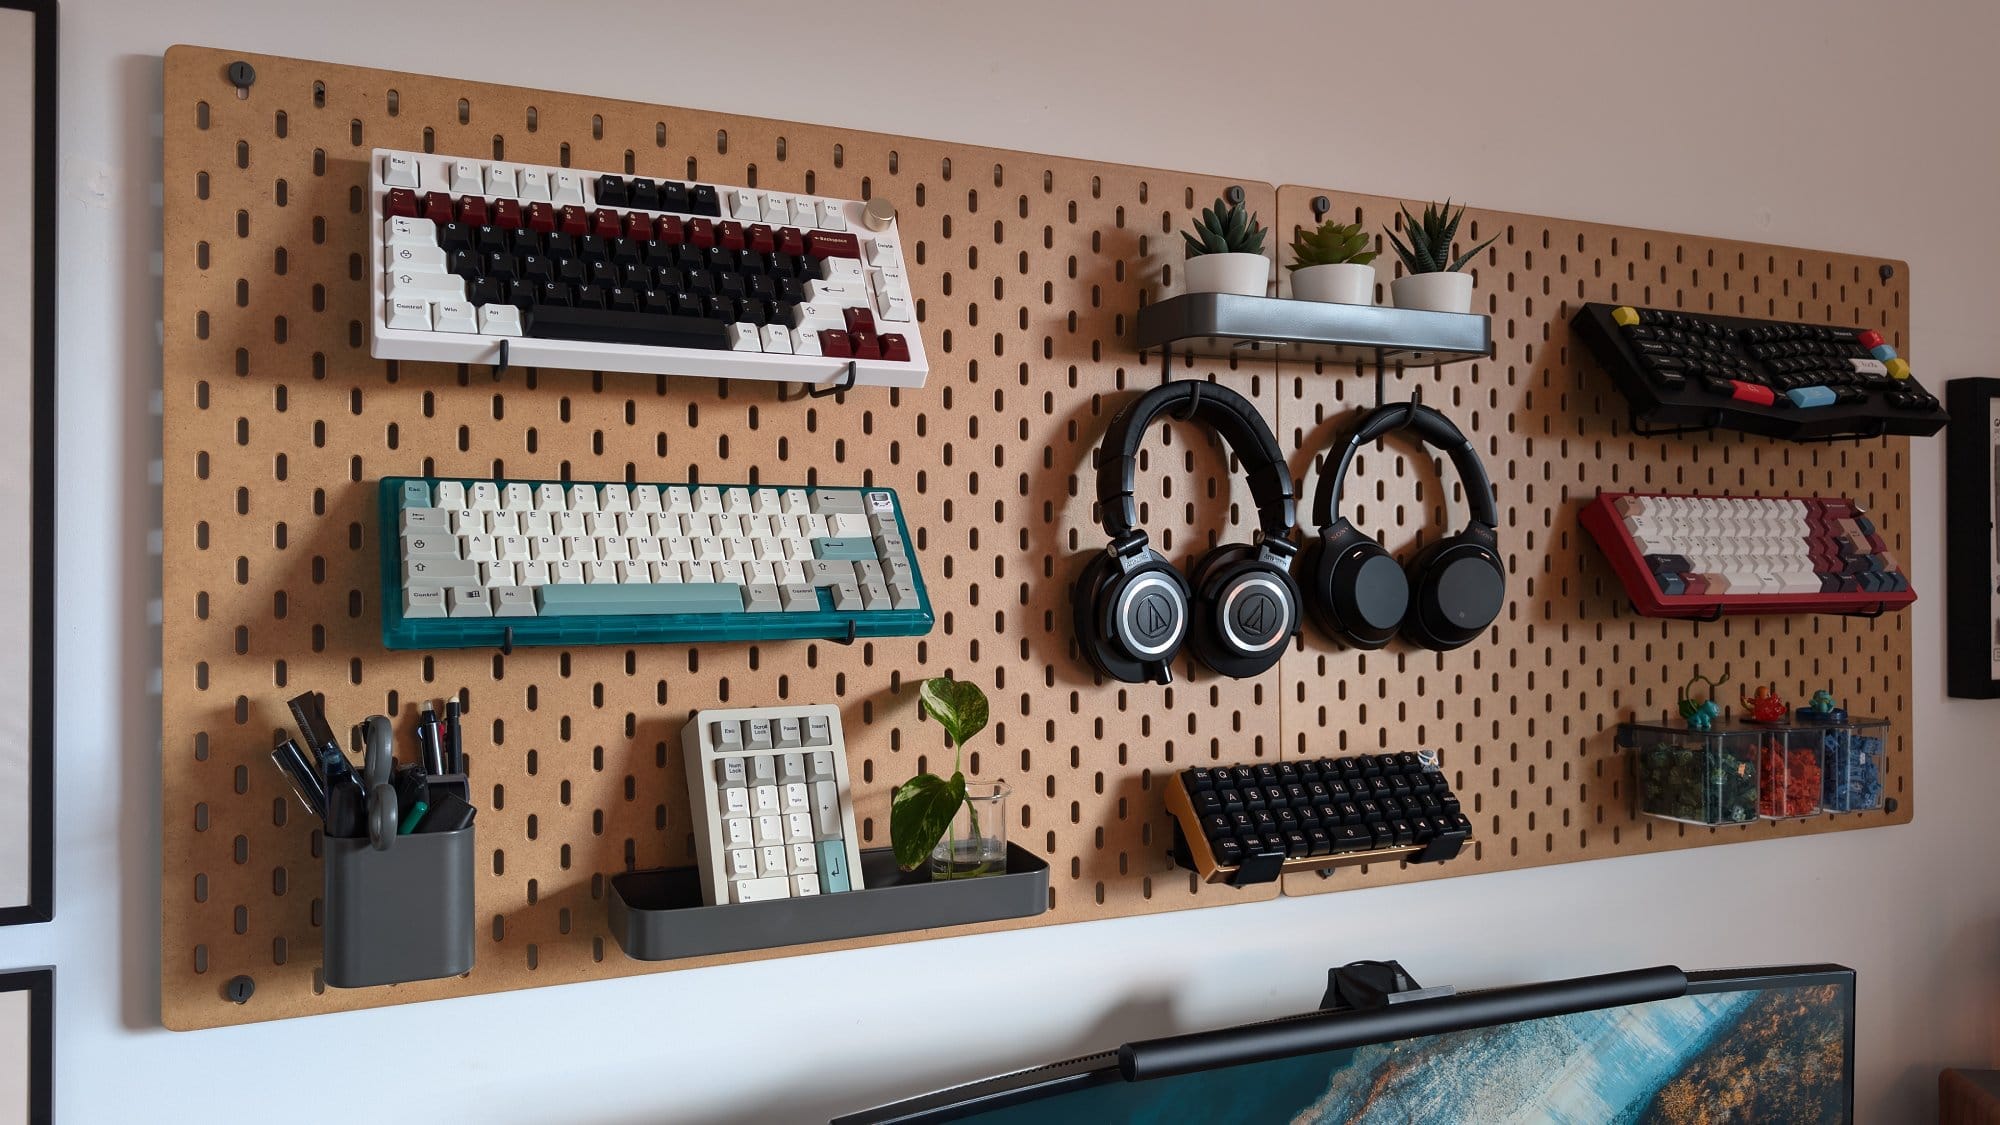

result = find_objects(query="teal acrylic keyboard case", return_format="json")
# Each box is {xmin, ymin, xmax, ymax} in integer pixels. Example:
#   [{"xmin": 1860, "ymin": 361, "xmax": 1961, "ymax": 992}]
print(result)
[{"xmin": 378, "ymin": 476, "xmax": 935, "ymax": 650}]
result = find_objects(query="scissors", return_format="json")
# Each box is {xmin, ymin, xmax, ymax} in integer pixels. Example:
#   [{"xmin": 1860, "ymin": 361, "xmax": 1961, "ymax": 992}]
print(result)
[{"xmin": 357, "ymin": 715, "xmax": 400, "ymax": 851}]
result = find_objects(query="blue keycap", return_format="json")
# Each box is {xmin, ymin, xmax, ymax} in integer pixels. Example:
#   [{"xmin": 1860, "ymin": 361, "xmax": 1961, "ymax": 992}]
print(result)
[
  {"xmin": 536, "ymin": 583, "xmax": 746, "ymax": 616},
  {"xmin": 1869, "ymin": 343, "xmax": 1897, "ymax": 361},
  {"xmin": 812, "ymin": 538, "xmax": 878, "ymax": 561},
  {"xmin": 1786, "ymin": 386, "xmax": 1836, "ymax": 408},
  {"xmin": 817, "ymin": 840, "xmax": 851, "ymax": 893},
  {"xmin": 401, "ymin": 480, "xmax": 433, "ymax": 508}
]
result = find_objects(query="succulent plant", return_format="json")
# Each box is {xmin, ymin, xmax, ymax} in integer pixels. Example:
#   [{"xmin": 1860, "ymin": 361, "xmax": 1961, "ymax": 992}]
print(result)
[
  {"xmin": 1287, "ymin": 220, "xmax": 1379, "ymax": 271},
  {"xmin": 1183, "ymin": 195, "xmax": 1267, "ymax": 258},
  {"xmin": 1385, "ymin": 199, "xmax": 1496, "ymax": 274}
]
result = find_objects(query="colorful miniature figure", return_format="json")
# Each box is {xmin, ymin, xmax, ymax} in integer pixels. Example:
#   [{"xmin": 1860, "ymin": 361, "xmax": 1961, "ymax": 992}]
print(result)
[
  {"xmin": 1740, "ymin": 683, "xmax": 1789, "ymax": 724},
  {"xmin": 1678, "ymin": 671, "xmax": 1727, "ymax": 732}
]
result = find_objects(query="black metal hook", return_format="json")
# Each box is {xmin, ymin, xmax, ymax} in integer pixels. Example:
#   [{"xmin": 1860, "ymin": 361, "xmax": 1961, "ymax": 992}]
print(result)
[
  {"xmin": 491, "ymin": 338, "xmax": 509, "ymax": 380},
  {"xmin": 1171, "ymin": 378, "xmax": 1204, "ymax": 420},
  {"xmin": 830, "ymin": 619, "xmax": 858, "ymax": 646},
  {"xmin": 805, "ymin": 360, "xmax": 857, "ymax": 400},
  {"xmin": 499, "ymin": 626, "xmax": 513, "ymax": 656},
  {"xmin": 1842, "ymin": 602, "xmax": 1888, "ymax": 620}
]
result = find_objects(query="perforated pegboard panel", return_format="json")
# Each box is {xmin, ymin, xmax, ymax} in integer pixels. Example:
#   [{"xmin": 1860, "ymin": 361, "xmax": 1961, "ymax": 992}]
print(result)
[
  {"xmin": 161, "ymin": 46, "xmax": 1288, "ymax": 1029},
  {"xmin": 1268, "ymin": 184, "xmax": 1913, "ymax": 899}
]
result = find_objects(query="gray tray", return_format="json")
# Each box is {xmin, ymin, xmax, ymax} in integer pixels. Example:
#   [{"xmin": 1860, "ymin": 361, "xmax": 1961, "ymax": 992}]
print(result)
[
  {"xmin": 1137, "ymin": 291, "xmax": 1492, "ymax": 367},
  {"xmin": 608, "ymin": 844, "xmax": 1050, "ymax": 961},
  {"xmin": 323, "ymin": 827, "xmax": 475, "ymax": 988}
]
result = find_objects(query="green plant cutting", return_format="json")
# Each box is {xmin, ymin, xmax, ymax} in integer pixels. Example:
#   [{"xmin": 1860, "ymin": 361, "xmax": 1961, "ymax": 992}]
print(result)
[
  {"xmin": 1385, "ymin": 199, "xmax": 1496, "ymax": 274},
  {"xmin": 890, "ymin": 676, "xmax": 991, "ymax": 874},
  {"xmin": 1287, "ymin": 220, "xmax": 1379, "ymax": 270},
  {"xmin": 1183, "ymin": 195, "xmax": 1267, "ymax": 257}
]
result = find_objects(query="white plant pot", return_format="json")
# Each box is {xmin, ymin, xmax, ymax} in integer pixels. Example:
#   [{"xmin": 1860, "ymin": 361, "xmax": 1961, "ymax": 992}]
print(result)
[
  {"xmin": 1184, "ymin": 252, "xmax": 1271, "ymax": 297},
  {"xmin": 1289, "ymin": 262, "xmax": 1376, "ymax": 305},
  {"xmin": 1391, "ymin": 271, "xmax": 1476, "ymax": 314}
]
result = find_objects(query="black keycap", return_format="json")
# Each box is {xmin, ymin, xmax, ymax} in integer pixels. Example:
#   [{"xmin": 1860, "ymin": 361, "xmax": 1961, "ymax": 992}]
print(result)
[
  {"xmin": 1258, "ymin": 785, "xmax": 1285, "ymax": 809},
  {"xmin": 1370, "ymin": 826, "xmax": 1394, "ymax": 850},
  {"xmin": 534, "ymin": 281, "xmax": 573, "ymax": 307},
  {"xmin": 716, "ymin": 271, "xmax": 747, "ymax": 299},
  {"xmin": 659, "ymin": 181, "xmax": 690, "ymax": 213},
  {"xmin": 596, "ymin": 175, "xmax": 628, "ymax": 206},
  {"xmin": 1412, "ymin": 817, "xmax": 1438, "ymax": 844},
  {"xmin": 475, "ymin": 225, "xmax": 509, "ymax": 254},
  {"xmin": 525, "ymin": 305, "xmax": 730, "ymax": 350},
  {"xmin": 1230, "ymin": 767, "xmax": 1257, "ymax": 788},
  {"xmin": 619, "ymin": 264, "xmax": 650, "ymax": 290},
  {"xmin": 1377, "ymin": 795, "xmax": 1403, "ymax": 817},
  {"xmin": 654, "ymin": 266, "xmax": 688, "ymax": 294},
  {"xmin": 775, "ymin": 276, "xmax": 804, "ymax": 304},
  {"xmin": 1285, "ymin": 783, "xmax": 1309, "ymax": 806},
  {"xmin": 545, "ymin": 233, "xmax": 576, "ymax": 259},
  {"xmin": 1276, "ymin": 762, "xmax": 1300, "ymax": 783},
  {"xmin": 1395, "ymin": 751, "xmax": 1420, "ymax": 771},
  {"xmin": 686, "ymin": 271, "xmax": 717, "ymax": 296},
  {"xmin": 1334, "ymin": 757, "xmax": 1360, "ymax": 777},
  {"xmin": 1314, "ymin": 803, "xmax": 1341, "ymax": 826},
  {"xmin": 1192, "ymin": 790, "xmax": 1223, "ymax": 816},
  {"xmin": 1282, "ymin": 830, "xmax": 1310, "ymax": 857},
  {"xmin": 1201, "ymin": 814, "xmax": 1231, "ymax": 838},
  {"xmin": 735, "ymin": 298, "xmax": 769, "ymax": 327},
  {"xmin": 573, "ymin": 284, "xmax": 607, "ymax": 310},
  {"xmin": 1326, "ymin": 779, "xmax": 1351, "ymax": 801},
  {"xmin": 471, "ymin": 279, "xmax": 505, "ymax": 306},
  {"xmin": 1305, "ymin": 780, "xmax": 1329, "ymax": 802},
  {"xmin": 1297, "ymin": 761, "xmax": 1323, "ymax": 784},
  {"xmin": 1358, "ymin": 800, "xmax": 1382, "ymax": 821},
  {"xmin": 587, "ymin": 261, "xmax": 618, "ymax": 288},
  {"xmin": 553, "ymin": 258, "xmax": 585, "ymax": 285},
  {"xmin": 1275, "ymin": 808, "xmax": 1299, "ymax": 832},
  {"xmin": 1251, "ymin": 809, "xmax": 1277, "ymax": 833},
  {"xmin": 1333, "ymin": 825, "xmax": 1370, "ymax": 852},
  {"xmin": 701, "ymin": 295, "xmax": 733, "ymax": 322},
  {"xmin": 689, "ymin": 184, "xmax": 721, "ymax": 217},
  {"xmin": 1387, "ymin": 774, "xmax": 1412, "ymax": 795},
  {"xmin": 747, "ymin": 274, "xmax": 777, "ymax": 302},
  {"xmin": 773, "ymin": 302, "xmax": 800, "ymax": 330},
  {"xmin": 738, "ymin": 250, "xmax": 768, "ymax": 276},
  {"xmin": 437, "ymin": 222, "xmax": 473, "ymax": 252},
  {"xmin": 504, "ymin": 282, "xmax": 534, "ymax": 311},
  {"xmin": 1183, "ymin": 768, "xmax": 1214, "ymax": 793},
  {"xmin": 1392, "ymin": 819, "xmax": 1416, "ymax": 846},
  {"xmin": 1229, "ymin": 812, "xmax": 1255, "ymax": 834},
  {"xmin": 508, "ymin": 228, "xmax": 542, "ymax": 255},
  {"xmin": 1214, "ymin": 837, "xmax": 1245, "ymax": 866},
  {"xmin": 447, "ymin": 249, "xmax": 479, "ymax": 279},
  {"xmin": 482, "ymin": 252, "xmax": 517, "ymax": 281},
  {"xmin": 1367, "ymin": 776, "xmax": 1392, "ymax": 797},
  {"xmin": 629, "ymin": 178, "xmax": 660, "ymax": 210},
  {"xmin": 578, "ymin": 236, "xmax": 610, "ymax": 263},
  {"xmin": 1337, "ymin": 801, "xmax": 1362, "ymax": 822},
  {"xmin": 610, "ymin": 238, "xmax": 642, "ymax": 266},
  {"xmin": 605, "ymin": 287, "xmax": 640, "ymax": 313},
  {"xmin": 640, "ymin": 291, "xmax": 677, "ymax": 316},
  {"xmin": 1220, "ymin": 789, "xmax": 1245, "ymax": 814}
]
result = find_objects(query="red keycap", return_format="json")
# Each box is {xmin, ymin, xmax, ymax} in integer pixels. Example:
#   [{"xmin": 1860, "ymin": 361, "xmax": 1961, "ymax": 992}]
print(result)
[
  {"xmin": 807, "ymin": 231, "xmax": 861, "ymax": 260},
  {"xmin": 526, "ymin": 202, "xmax": 557, "ymax": 233},
  {"xmin": 688, "ymin": 218, "xmax": 715, "ymax": 248},
  {"xmin": 1681, "ymin": 575, "xmax": 1708, "ymax": 596},
  {"xmin": 850, "ymin": 330, "xmax": 881, "ymax": 360},
  {"xmin": 719, "ymin": 221, "xmax": 746, "ymax": 251},
  {"xmin": 821, "ymin": 330, "xmax": 853, "ymax": 358},
  {"xmin": 625, "ymin": 213, "xmax": 657, "ymax": 241},
  {"xmin": 593, "ymin": 209, "xmax": 622, "ymax": 239},
  {"xmin": 776, "ymin": 227, "xmax": 806, "ymax": 256},
  {"xmin": 1858, "ymin": 329, "xmax": 1884, "ymax": 349},
  {"xmin": 491, "ymin": 199, "xmax": 522, "ymax": 229},
  {"xmin": 843, "ymin": 307, "xmax": 877, "ymax": 335},
  {"xmin": 422, "ymin": 191, "xmax": 455, "ymax": 223},
  {"xmin": 385, "ymin": 188, "xmax": 419, "ymax": 218},
  {"xmin": 457, "ymin": 196, "xmax": 489, "ymax": 226},
  {"xmin": 1728, "ymin": 379, "xmax": 1774, "ymax": 407},
  {"xmin": 880, "ymin": 333, "xmax": 911, "ymax": 362},
  {"xmin": 745, "ymin": 224, "xmax": 776, "ymax": 255},
  {"xmin": 558, "ymin": 206, "xmax": 590, "ymax": 236},
  {"xmin": 657, "ymin": 216, "xmax": 685, "ymax": 245}
]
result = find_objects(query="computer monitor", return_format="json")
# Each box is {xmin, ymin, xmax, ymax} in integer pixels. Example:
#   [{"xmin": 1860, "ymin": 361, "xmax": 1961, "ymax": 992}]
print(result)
[{"xmin": 835, "ymin": 964, "xmax": 1854, "ymax": 1124}]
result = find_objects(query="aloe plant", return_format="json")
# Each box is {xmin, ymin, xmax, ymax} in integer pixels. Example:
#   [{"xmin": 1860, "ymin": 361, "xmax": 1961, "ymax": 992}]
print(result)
[
  {"xmin": 1183, "ymin": 195, "xmax": 1267, "ymax": 258},
  {"xmin": 1287, "ymin": 220, "xmax": 1379, "ymax": 271},
  {"xmin": 1385, "ymin": 199, "xmax": 1496, "ymax": 274}
]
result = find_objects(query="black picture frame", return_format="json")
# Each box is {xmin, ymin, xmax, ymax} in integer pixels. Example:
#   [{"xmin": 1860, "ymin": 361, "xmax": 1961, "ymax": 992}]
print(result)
[
  {"xmin": 0, "ymin": 0, "xmax": 55, "ymax": 928},
  {"xmin": 0, "ymin": 968, "xmax": 52, "ymax": 1123},
  {"xmin": 1946, "ymin": 378, "xmax": 2000, "ymax": 698}
]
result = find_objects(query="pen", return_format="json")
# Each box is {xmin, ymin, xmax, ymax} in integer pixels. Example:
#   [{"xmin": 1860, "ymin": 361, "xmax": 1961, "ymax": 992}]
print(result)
[
  {"xmin": 269, "ymin": 736, "xmax": 328, "ymax": 820},
  {"xmin": 443, "ymin": 699, "xmax": 463, "ymax": 775},
  {"xmin": 418, "ymin": 704, "xmax": 445, "ymax": 775},
  {"xmin": 397, "ymin": 800, "xmax": 430, "ymax": 835}
]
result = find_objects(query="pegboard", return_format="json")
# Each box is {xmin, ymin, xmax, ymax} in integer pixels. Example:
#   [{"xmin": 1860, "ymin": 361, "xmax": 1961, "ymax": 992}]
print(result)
[
  {"xmin": 161, "ymin": 46, "xmax": 1285, "ymax": 1030},
  {"xmin": 159, "ymin": 47, "xmax": 1913, "ymax": 1030},
  {"xmin": 1267, "ymin": 184, "xmax": 1913, "ymax": 899}
]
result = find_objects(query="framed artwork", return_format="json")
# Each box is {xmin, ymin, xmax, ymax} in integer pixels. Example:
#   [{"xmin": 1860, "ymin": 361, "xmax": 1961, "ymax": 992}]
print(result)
[
  {"xmin": 0, "ymin": 969, "xmax": 51, "ymax": 1125},
  {"xmin": 0, "ymin": 0, "xmax": 56, "ymax": 927},
  {"xmin": 1947, "ymin": 378, "xmax": 2000, "ymax": 698}
]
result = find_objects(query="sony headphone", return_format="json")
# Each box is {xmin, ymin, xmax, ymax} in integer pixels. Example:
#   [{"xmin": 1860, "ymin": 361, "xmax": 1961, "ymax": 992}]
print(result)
[
  {"xmin": 1073, "ymin": 380, "xmax": 1301, "ymax": 685},
  {"xmin": 1302, "ymin": 400, "xmax": 1505, "ymax": 652}
]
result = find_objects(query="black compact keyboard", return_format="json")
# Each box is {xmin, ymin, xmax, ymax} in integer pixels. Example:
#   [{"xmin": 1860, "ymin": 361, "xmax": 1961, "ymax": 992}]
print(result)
[
  {"xmin": 1165, "ymin": 751, "xmax": 1472, "ymax": 886},
  {"xmin": 1571, "ymin": 303, "xmax": 1946, "ymax": 441}
]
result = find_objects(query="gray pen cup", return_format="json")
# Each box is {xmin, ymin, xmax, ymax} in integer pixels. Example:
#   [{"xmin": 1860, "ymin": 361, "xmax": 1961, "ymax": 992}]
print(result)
[{"xmin": 323, "ymin": 827, "xmax": 475, "ymax": 988}]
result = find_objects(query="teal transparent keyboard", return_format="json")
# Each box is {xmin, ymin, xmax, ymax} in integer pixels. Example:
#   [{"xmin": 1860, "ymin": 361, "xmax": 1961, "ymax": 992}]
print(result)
[{"xmin": 379, "ymin": 476, "xmax": 933, "ymax": 650}]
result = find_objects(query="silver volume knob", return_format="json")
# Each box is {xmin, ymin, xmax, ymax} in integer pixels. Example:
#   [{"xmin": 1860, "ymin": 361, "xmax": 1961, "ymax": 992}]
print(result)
[{"xmin": 862, "ymin": 198, "xmax": 896, "ymax": 232}]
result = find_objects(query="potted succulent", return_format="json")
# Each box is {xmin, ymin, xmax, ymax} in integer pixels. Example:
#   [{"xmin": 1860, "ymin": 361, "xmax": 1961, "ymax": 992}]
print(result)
[
  {"xmin": 1287, "ymin": 220, "xmax": 1379, "ymax": 305},
  {"xmin": 1181, "ymin": 189, "xmax": 1270, "ymax": 297},
  {"xmin": 890, "ymin": 676, "xmax": 1009, "ymax": 880},
  {"xmin": 1385, "ymin": 199, "xmax": 1496, "ymax": 314}
]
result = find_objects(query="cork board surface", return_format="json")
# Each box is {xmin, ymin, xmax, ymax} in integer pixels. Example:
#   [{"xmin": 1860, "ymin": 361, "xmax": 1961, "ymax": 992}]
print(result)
[{"xmin": 161, "ymin": 46, "xmax": 1912, "ymax": 1029}]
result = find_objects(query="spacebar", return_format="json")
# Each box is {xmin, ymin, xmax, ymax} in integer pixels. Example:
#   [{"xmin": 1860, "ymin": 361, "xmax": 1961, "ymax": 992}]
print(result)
[
  {"xmin": 536, "ymin": 584, "xmax": 746, "ymax": 615},
  {"xmin": 525, "ymin": 307, "xmax": 731, "ymax": 350}
]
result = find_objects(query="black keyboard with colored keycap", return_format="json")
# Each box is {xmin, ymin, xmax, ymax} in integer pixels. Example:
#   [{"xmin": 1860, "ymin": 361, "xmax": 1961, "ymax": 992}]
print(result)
[
  {"xmin": 1571, "ymin": 302, "xmax": 1946, "ymax": 441},
  {"xmin": 1164, "ymin": 751, "xmax": 1472, "ymax": 887}
]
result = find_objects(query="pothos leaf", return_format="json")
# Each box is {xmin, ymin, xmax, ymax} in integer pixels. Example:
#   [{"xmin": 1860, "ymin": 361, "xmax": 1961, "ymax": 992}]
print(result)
[
  {"xmin": 891, "ymin": 771, "xmax": 966, "ymax": 870},
  {"xmin": 919, "ymin": 676, "xmax": 989, "ymax": 748}
]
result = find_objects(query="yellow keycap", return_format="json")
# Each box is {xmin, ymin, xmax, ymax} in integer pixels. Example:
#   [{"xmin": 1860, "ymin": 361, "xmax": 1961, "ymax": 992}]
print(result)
[
  {"xmin": 1886, "ymin": 357, "xmax": 1911, "ymax": 380},
  {"xmin": 1611, "ymin": 306, "xmax": 1640, "ymax": 327}
]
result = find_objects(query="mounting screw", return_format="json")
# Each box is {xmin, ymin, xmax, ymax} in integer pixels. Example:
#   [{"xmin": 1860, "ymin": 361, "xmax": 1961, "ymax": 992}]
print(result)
[
  {"xmin": 1311, "ymin": 195, "xmax": 1331, "ymax": 220},
  {"xmin": 1884, "ymin": 797, "xmax": 1898, "ymax": 814},
  {"xmin": 1878, "ymin": 264, "xmax": 1894, "ymax": 282},
  {"xmin": 1225, "ymin": 185, "xmax": 1245, "ymax": 206},
  {"xmin": 225, "ymin": 975, "xmax": 256, "ymax": 1004}
]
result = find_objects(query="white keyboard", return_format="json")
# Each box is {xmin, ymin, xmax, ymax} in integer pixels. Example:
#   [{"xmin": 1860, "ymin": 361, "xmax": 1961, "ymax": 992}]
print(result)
[
  {"xmin": 368, "ymin": 148, "xmax": 928, "ymax": 389},
  {"xmin": 682, "ymin": 705, "xmax": 864, "ymax": 906}
]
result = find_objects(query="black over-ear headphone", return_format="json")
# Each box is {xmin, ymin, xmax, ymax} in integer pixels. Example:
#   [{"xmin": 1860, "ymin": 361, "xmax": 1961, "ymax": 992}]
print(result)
[
  {"xmin": 1074, "ymin": 380, "xmax": 1301, "ymax": 685},
  {"xmin": 1302, "ymin": 401, "xmax": 1505, "ymax": 652}
]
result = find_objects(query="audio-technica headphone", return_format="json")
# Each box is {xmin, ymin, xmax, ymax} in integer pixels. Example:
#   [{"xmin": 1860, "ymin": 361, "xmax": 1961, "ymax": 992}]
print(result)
[
  {"xmin": 1302, "ymin": 400, "xmax": 1505, "ymax": 652},
  {"xmin": 1073, "ymin": 380, "xmax": 1301, "ymax": 685}
]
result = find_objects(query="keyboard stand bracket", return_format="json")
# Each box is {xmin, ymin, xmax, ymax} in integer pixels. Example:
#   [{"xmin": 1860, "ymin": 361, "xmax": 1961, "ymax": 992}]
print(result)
[{"xmin": 804, "ymin": 360, "xmax": 857, "ymax": 401}]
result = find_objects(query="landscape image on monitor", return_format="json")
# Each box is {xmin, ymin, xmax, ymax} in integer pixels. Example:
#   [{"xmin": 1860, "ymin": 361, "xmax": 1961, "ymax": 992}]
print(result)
[{"xmin": 975, "ymin": 978, "xmax": 1851, "ymax": 1124}]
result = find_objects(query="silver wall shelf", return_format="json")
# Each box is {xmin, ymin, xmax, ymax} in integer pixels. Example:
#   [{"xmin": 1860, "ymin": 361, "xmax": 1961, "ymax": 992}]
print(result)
[{"xmin": 1137, "ymin": 292, "xmax": 1493, "ymax": 368}]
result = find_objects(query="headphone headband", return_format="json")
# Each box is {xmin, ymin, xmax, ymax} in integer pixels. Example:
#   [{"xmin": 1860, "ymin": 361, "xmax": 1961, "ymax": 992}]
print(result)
[
  {"xmin": 1310, "ymin": 401, "xmax": 1499, "ymax": 534},
  {"xmin": 1096, "ymin": 381, "xmax": 1297, "ymax": 541}
]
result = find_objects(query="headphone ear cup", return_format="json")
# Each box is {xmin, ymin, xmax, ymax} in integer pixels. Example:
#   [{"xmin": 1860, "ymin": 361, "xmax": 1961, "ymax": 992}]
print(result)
[
  {"xmin": 1399, "ymin": 535, "xmax": 1506, "ymax": 651},
  {"xmin": 1073, "ymin": 548, "xmax": 1190, "ymax": 682},
  {"xmin": 1313, "ymin": 523, "xmax": 1408, "ymax": 650},
  {"xmin": 1071, "ymin": 551, "xmax": 1124, "ymax": 679},
  {"xmin": 1188, "ymin": 543, "xmax": 1299, "ymax": 678}
]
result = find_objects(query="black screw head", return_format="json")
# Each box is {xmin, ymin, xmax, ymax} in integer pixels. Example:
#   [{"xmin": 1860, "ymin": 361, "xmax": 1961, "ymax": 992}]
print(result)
[
  {"xmin": 1878, "ymin": 264, "xmax": 1894, "ymax": 282},
  {"xmin": 1311, "ymin": 195, "xmax": 1331, "ymax": 219},
  {"xmin": 225, "ymin": 975, "xmax": 255, "ymax": 1004},
  {"xmin": 1225, "ymin": 185, "xmax": 1245, "ymax": 206},
  {"xmin": 226, "ymin": 61, "xmax": 257, "ymax": 90},
  {"xmin": 1884, "ymin": 797, "xmax": 1898, "ymax": 814}
]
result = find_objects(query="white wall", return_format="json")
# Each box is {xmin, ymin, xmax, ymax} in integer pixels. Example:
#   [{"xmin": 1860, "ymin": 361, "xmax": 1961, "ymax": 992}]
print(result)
[{"xmin": 2, "ymin": 0, "xmax": 1997, "ymax": 1120}]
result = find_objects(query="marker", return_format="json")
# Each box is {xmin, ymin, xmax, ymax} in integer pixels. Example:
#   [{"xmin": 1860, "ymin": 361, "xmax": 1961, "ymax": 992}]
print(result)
[
  {"xmin": 418, "ymin": 705, "xmax": 445, "ymax": 775},
  {"xmin": 443, "ymin": 700, "xmax": 463, "ymax": 774},
  {"xmin": 398, "ymin": 799, "xmax": 430, "ymax": 835}
]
